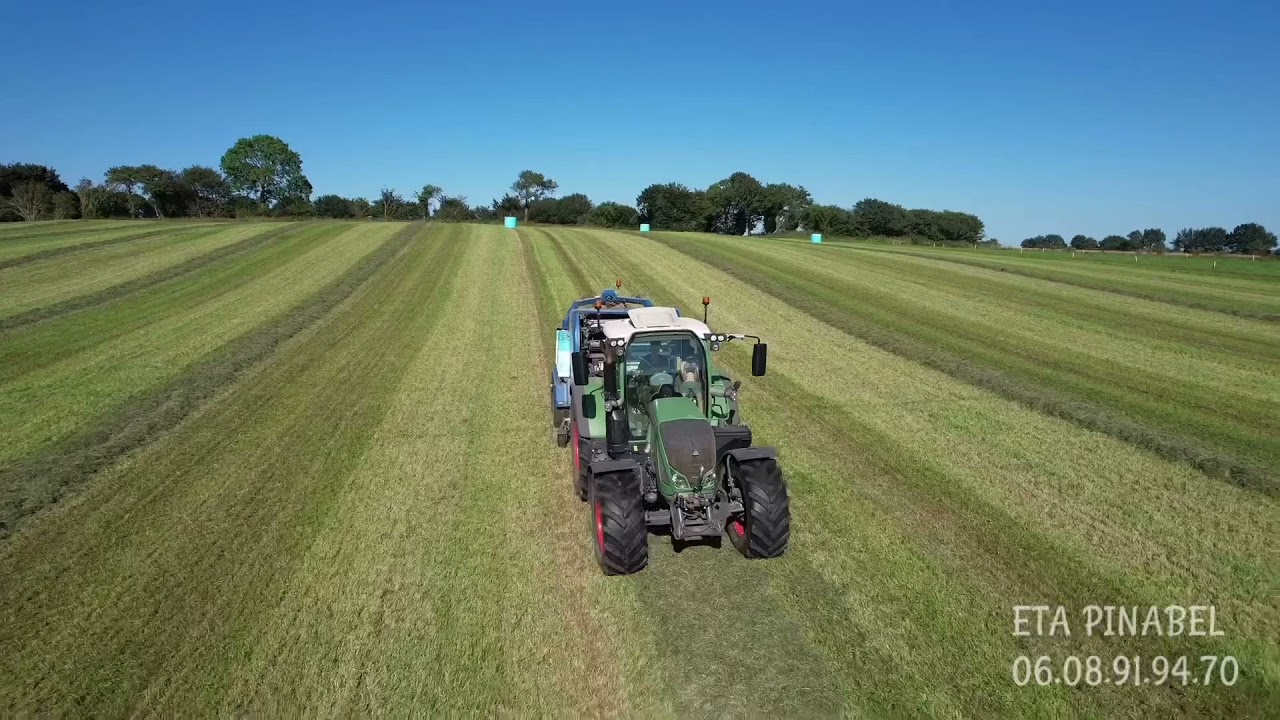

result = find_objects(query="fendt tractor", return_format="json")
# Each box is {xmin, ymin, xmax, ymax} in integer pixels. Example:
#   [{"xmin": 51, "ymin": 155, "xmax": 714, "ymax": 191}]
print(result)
[{"xmin": 550, "ymin": 283, "xmax": 790, "ymax": 575}]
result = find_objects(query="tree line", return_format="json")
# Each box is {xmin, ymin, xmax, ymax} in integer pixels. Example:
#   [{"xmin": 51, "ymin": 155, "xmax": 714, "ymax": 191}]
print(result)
[
  {"xmin": 1021, "ymin": 225, "xmax": 1277, "ymax": 255},
  {"xmin": 37, "ymin": 132, "xmax": 1280, "ymax": 253},
  {"xmin": 1, "ymin": 134, "xmax": 989, "ymax": 244}
]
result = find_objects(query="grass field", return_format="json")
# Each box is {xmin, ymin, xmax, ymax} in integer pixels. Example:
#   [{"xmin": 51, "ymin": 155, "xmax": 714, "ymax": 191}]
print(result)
[{"xmin": 1, "ymin": 221, "xmax": 1276, "ymax": 716}]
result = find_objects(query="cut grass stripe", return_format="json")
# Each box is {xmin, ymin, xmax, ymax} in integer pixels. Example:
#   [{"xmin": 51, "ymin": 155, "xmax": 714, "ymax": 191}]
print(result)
[
  {"xmin": 0, "ymin": 224, "xmax": 392, "ymax": 468},
  {"xmin": 0, "ymin": 224, "xmax": 418, "ymax": 538},
  {"xmin": 0, "ymin": 222, "xmax": 190, "ymax": 258},
  {"xmin": 0, "ymin": 225, "xmax": 203, "ymax": 270},
  {"xmin": 0, "ymin": 224, "xmax": 273, "ymax": 319},
  {"xmin": 527, "ymin": 227, "xmax": 852, "ymax": 716},
  {"xmin": 0, "ymin": 223, "xmax": 310, "ymax": 330},
  {"xmin": 731, "ymin": 240, "xmax": 1278, "ymax": 467},
  {"xmin": 835, "ymin": 240, "xmax": 1280, "ymax": 320},
  {"xmin": 647, "ymin": 232, "xmax": 1279, "ymax": 495},
  {"xmin": 0, "ymin": 226, "xmax": 461, "ymax": 714},
  {"xmin": 0, "ymin": 224, "xmax": 350, "ymax": 385},
  {"xmin": 576, "ymin": 227, "xmax": 1278, "ymax": 717}
]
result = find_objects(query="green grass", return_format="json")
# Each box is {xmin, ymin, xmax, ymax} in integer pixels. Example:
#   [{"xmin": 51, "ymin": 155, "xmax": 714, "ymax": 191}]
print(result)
[
  {"xmin": 0, "ymin": 221, "xmax": 1276, "ymax": 716},
  {"xmin": 647, "ymin": 232, "xmax": 1280, "ymax": 491},
  {"xmin": 815, "ymin": 238, "xmax": 1280, "ymax": 319}
]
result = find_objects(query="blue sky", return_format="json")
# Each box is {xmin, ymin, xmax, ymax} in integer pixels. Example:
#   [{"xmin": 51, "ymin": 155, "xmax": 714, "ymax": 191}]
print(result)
[{"xmin": 4, "ymin": 0, "xmax": 1277, "ymax": 242}]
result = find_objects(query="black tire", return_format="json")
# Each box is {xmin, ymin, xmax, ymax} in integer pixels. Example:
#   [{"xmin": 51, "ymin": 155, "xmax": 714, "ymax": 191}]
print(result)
[
  {"xmin": 725, "ymin": 458, "xmax": 790, "ymax": 559},
  {"xmin": 589, "ymin": 470, "xmax": 648, "ymax": 575}
]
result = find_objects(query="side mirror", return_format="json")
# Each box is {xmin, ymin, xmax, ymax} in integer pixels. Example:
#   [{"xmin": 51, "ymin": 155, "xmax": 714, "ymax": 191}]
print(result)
[
  {"xmin": 571, "ymin": 351, "xmax": 588, "ymax": 386},
  {"xmin": 751, "ymin": 343, "xmax": 768, "ymax": 376},
  {"xmin": 581, "ymin": 394, "xmax": 597, "ymax": 419}
]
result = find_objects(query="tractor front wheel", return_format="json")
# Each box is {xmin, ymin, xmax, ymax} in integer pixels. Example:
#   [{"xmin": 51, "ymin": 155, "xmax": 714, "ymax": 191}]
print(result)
[
  {"xmin": 589, "ymin": 470, "xmax": 648, "ymax": 575},
  {"xmin": 725, "ymin": 458, "xmax": 790, "ymax": 559}
]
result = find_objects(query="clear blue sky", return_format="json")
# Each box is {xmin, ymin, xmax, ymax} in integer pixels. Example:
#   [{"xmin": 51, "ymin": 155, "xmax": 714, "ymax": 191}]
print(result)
[{"xmin": 4, "ymin": 0, "xmax": 1277, "ymax": 242}]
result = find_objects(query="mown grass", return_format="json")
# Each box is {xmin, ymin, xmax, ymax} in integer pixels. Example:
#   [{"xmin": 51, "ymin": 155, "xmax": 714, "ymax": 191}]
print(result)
[
  {"xmin": 0, "ymin": 222, "xmax": 310, "ymax": 330},
  {"xmin": 0, "ymin": 224, "xmax": 268, "ymax": 317},
  {"xmin": 812, "ymin": 238, "xmax": 1280, "ymax": 320},
  {"xmin": 648, "ymin": 232, "xmax": 1280, "ymax": 493},
  {"xmin": 1, "ymin": 221, "xmax": 1275, "ymax": 717},
  {"xmin": 0, "ymin": 221, "xmax": 202, "ymax": 263},
  {"xmin": 2, "ymin": 225, "xmax": 665, "ymax": 716},
  {"xmin": 0, "ymin": 224, "xmax": 394, "ymax": 499},
  {"xmin": 568, "ymin": 227, "xmax": 1278, "ymax": 716}
]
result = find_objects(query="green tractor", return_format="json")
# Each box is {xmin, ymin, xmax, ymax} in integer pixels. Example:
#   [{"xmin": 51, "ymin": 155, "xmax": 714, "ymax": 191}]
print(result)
[{"xmin": 557, "ymin": 295, "xmax": 790, "ymax": 575}]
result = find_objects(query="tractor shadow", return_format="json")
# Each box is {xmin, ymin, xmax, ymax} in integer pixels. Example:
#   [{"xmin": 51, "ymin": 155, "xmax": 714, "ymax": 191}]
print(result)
[{"xmin": 650, "ymin": 525, "xmax": 724, "ymax": 554}]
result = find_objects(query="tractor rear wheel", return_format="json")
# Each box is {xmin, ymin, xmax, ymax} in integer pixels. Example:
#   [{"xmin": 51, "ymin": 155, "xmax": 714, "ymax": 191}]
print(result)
[
  {"xmin": 590, "ymin": 470, "xmax": 648, "ymax": 575},
  {"xmin": 726, "ymin": 458, "xmax": 790, "ymax": 559}
]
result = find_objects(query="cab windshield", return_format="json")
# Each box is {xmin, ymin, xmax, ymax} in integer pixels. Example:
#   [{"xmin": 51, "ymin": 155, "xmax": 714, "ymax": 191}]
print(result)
[{"xmin": 622, "ymin": 332, "xmax": 707, "ymax": 441}]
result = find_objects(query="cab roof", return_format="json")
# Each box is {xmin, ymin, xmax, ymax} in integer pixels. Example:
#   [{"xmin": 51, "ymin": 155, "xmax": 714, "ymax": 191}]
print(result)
[{"xmin": 601, "ymin": 307, "xmax": 711, "ymax": 342}]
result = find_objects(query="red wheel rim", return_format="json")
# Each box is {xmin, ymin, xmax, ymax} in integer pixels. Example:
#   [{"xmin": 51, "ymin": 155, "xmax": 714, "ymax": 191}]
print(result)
[
  {"xmin": 595, "ymin": 501, "xmax": 605, "ymax": 549},
  {"xmin": 731, "ymin": 518, "xmax": 745, "ymax": 536}
]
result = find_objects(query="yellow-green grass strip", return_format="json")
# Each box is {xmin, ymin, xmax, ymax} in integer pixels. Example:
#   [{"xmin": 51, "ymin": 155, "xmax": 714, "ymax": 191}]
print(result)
[
  {"xmin": 0, "ymin": 224, "xmax": 211, "ymax": 268},
  {"xmin": 0, "ymin": 223, "xmax": 408, "ymax": 535},
  {"xmin": 0, "ymin": 224, "xmax": 458, "ymax": 713},
  {"xmin": 647, "ymin": 231, "xmax": 1280, "ymax": 492},
  {"xmin": 556, "ymin": 226, "xmax": 1278, "ymax": 716},
  {"xmin": 0, "ymin": 219, "xmax": 184, "ymax": 249},
  {"xmin": 721, "ymin": 237, "xmax": 1278, "ymax": 465},
  {"xmin": 0, "ymin": 224, "xmax": 274, "ymax": 318},
  {"xmin": 824, "ymin": 239, "xmax": 1280, "ymax": 320},
  {"xmin": 0, "ymin": 222, "xmax": 315, "ymax": 330},
  {"xmin": 0, "ymin": 223, "xmax": 349, "ymax": 383}
]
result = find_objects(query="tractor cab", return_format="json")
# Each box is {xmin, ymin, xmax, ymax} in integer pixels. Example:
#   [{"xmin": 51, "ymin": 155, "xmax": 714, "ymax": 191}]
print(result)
[{"xmin": 559, "ymin": 297, "xmax": 789, "ymax": 576}]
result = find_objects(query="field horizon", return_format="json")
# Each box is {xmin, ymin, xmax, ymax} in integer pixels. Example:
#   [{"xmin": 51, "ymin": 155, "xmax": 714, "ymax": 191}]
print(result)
[{"xmin": 0, "ymin": 219, "xmax": 1276, "ymax": 716}]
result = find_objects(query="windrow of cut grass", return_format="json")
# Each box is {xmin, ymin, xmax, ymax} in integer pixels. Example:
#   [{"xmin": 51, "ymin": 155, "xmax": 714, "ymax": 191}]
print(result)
[
  {"xmin": 0, "ymin": 223, "xmax": 348, "ymax": 382},
  {"xmin": 0, "ymin": 224, "xmax": 274, "ymax": 318},
  {"xmin": 540, "ymin": 226, "xmax": 1278, "ymax": 717},
  {"xmin": 0, "ymin": 223, "xmax": 314, "ymax": 330},
  {"xmin": 3, "ymin": 224, "xmax": 671, "ymax": 716},
  {"xmin": 648, "ymin": 232, "xmax": 1280, "ymax": 493},
  {"xmin": 815, "ymin": 239, "xmax": 1280, "ymax": 320},
  {"xmin": 0, "ymin": 224, "xmax": 207, "ymax": 267},
  {"xmin": 0, "ymin": 223, "xmax": 404, "ymax": 536},
  {"xmin": 0, "ymin": 223, "xmax": 453, "ymax": 712},
  {"xmin": 522, "ymin": 226, "xmax": 850, "ymax": 715},
  {"xmin": 0, "ymin": 219, "xmax": 152, "ymax": 241},
  {"xmin": 0, "ymin": 219, "xmax": 160, "ymax": 250}
]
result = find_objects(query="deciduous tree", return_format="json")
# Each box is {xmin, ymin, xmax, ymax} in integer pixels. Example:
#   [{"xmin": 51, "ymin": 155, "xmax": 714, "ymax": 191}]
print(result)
[
  {"xmin": 706, "ymin": 172, "xmax": 766, "ymax": 235},
  {"xmin": 1100, "ymin": 234, "xmax": 1132, "ymax": 251},
  {"xmin": 1070, "ymin": 234, "xmax": 1098, "ymax": 249},
  {"xmin": 1172, "ymin": 227, "xmax": 1229, "ymax": 253},
  {"xmin": 511, "ymin": 170, "xmax": 558, "ymax": 221},
  {"xmin": 529, "ymin": 193, "xmax": 593, "ymax": 224},
  {"xmin": 1227, "ymin": 223, "xmax": 1277, "ymax": 255},
  {"xmin": 436, "ymin": 195, "xmax": 472, "ymax": 222},
  {"xmin": 3, "ymin": 182, "xmax": 53, "ymax": 221},
  {"xmin": 314, "ymin": 194, "xmax": 355, "ymax": 218},
  {"xmin": 181, "ymin": 166, "xmax": 231, "ymax": 218},
  {"xmin": 220, "ymin": 135, "xmax": 311, "ymax": 208},
  {"xmin": 1139, "ymin": 228, "xmax": 1166, "ymax": 252},
  {"xmin": 415, "ymin": 184, "xmax": 443, "ymax": 219},
  {"xmin": 105, "ymin": 165, "xmax": 145, "ymax": 218},
  {"xmin": 586, "ymin": 202, "xmax": 639, "ymax": 228},
  {"xmin": 852, "ymin": 198, "xmax": 909, "ymax": 237},
  {"xmin": 636, "ymin": 183, "xmax": 712, "ymax": 232},
  {"xmin": 761, "ymin": 183, "xmax": 811, "ymax": 233},
  {"xmin": 51, "ymin": 192, "xmax": 80, "ymax": 219},
  {"xmin": 74, "ymin": 178, "xmax": 106, "ymax": 219}
]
